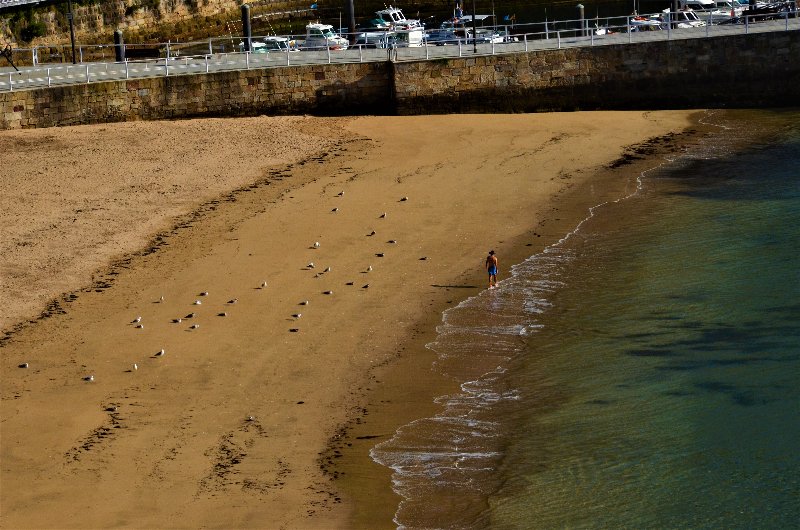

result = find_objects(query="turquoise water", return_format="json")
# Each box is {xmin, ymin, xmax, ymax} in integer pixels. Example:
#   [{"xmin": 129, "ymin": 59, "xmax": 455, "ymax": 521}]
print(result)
[{"xmin": 371, "ymin": 110, "xmax": 800, "ymax": 529}]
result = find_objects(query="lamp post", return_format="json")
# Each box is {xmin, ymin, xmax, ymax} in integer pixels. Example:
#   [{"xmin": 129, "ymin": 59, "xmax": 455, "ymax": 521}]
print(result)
[
  {"xmin": 67, "ymin": 0, "xmax": 77, "ymax": 64},
  {"xmin": 471, "ymin": 0, "xmax": 477, "ymax": 53}
]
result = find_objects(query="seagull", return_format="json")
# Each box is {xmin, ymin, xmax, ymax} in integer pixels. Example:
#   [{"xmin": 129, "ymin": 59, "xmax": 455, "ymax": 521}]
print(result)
[
  {"xmin": 159, "ymin": 295, "xmax": 164, "ymax": 302},
  {"xmin": 400, "ymin": 196, "xmax": 408, "ymax": 201},
  {"xmin": 190, "ymin": 324, "xmax": 200, "ymax": 329},
  {"xmin": 380, "ymin": 212, "xmax": 387, "ymax": 218},
  {"xmin": 136, "ymin": 324, "xmax": 144, "ymax": 329},
  {"xmin": 419, "ymin": 256, "xmax": 428, "ymax": 261},
  {"xmin": 83, "ymin": 375, "xmax": 94, "ymax": 382},
  {"xmin": 261, "ymin": 281, "xmax": 268, "ymax": 288},
  {"xmin": 388, "ymin": 239, "xmax": 397, "ymax": 244},
  {"xmin": 218, "ymin": 312, "xmax": 227, "ymax": 317},
  {"xmin": 132, "ymin": 316, "xmax": 142, "ymax": 323},
  {"xmin": 331, "ymin": 207, "xmax": 339, "ymax": 212},
  {"xmin": 346, "ymin": 281, "xmax": 354, "ymax": 286},
  {"xmin": 19, "ymin": 362, "xmax": 29, "ymax": 369},
  {"xmin": 313, "ymin": 241, "xmax": 320, "ymax": 248},
  {"xmin": 247, "ymin": 415, "xmax": 255, "ymax": 422},
  {"xmin": 376, "ymin": 253, "xmax": 385, "ymax": 258},
  {"xmin": 228, "ymin": 298, "xmax": 238, "ymax": 304},
  {"xmin": 307, "ymin": 262, "xmax": 315, "ymax": 269},
  {"xmin": 193, "ymin": 300, "xmax": 202, "ymax": 305},
  {"xmin": 323, "ymin": 290, "xmax": 333, "ymax": 295},
  {"xmin": 133, "ymin": 363, "xmax": 138, "ymax": 371},
  {"xmin": 337, "ymin": 191, "xmax": 344, "ymax": 196},
  {"xmin": 289, "ymin": 328, "xmax": 299, "ymax": 332},
  {"xmin": 324, "ymin": 267, "xmax": 331, "ymax": 273},
  {"xmin": 362, "ymin": 284, "xmax": 369, "ymax": 289},
  {"xmin": 368, "ymin": 230, "xmax": 376, "ymax": 236},
  {"xmin": 292, "ymin": 313, "xmax": 302, "ymax": 319},
  {"xmin": 106, "ymin": 406, "xmax": 117, "ymax": 412},
  {"xmin": 300, "ymin": 300, "xmax": 309, "ymax": 306},
  {"xmin": 155, "ymin": 349, "xmax": 165, "ymax": 357},
  {"xmin": 366, "ymin": 265, "xmax": 372, "ymax": 272},
  {"xmin": 173, "ymin": 318, "xmax": 182, "ymax": 323},
  {"xmin": 200, "ymin": 291, "xmax": 209, "ymax": 296},
  {"xmin": 185, "ymin": 313, "xmax": 195, "ymax": 318}
]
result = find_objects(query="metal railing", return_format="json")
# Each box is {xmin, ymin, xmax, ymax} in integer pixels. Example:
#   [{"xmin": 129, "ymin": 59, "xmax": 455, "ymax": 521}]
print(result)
[{"xmin": 2, "ymin": 9, "xmax": 798, "ymax": 92}]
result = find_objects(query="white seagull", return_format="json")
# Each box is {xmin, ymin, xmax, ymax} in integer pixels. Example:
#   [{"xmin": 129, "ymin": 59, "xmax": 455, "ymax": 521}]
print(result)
[
  {"xmin": 313, "ymin": 241, "xmax": 320, "ymax": 248},
  {"xmin": 200, "ymin": 291, "xmax": 209, "ymax": 296},
  {"xmin": 293, "ymin": 313, "xmax": 302, "ymax": 319},
  {"xmin": 173, "ymin": 318, "xmax": 182, "ymax": 323},
  {"xmin": 19, "ymin": 362, "xmax": 29, "ymax": 369},
  {"xmin": 367, "ymin": 265, "xmax": 372, "ymax": 272},
  {"xmin": 218, "ymin": 312, "xmax": 227, "ymax": 317},
  {"xmin": 400, "ymin": 196, "xmax": 408, "ymax": 201},
  {"xmin": 323, "ymin": 290, "xmax": 333, "ymax": 295},
  {"xmin": 324, "ymin": 267, "xmax": 331, "ymax": 273},
  {"xmin": 193, "ymin": 300, "xmax": 202, "ymax": 305},
  {"xmin": 132, "ymin": 316, "xmax": 142, "ymax": 323},
  {"xmin": 83, "ymin": 375, "xmax": 94, "ymax": 382},
  {"xmin": 261, "ymin": 281, "xmax": 268, "ymax": 288},
  {"xmin": 228, "ymin": 298, "xmax": 238, "ymax": 304},
  {"xmin": 190, "ymin": 324, "xmax": 200, "ymax": 329},
  {"xmin": 307, "ymin": 262, "xmax": 315, "ymax": 269},
  {"xmin": 331, "ymin": 207, "xmax": 339, "ymax": 212},
  {"xmin": 155, "ymin": 349, "xmax": 165, "ymax": 357},
  {"xmin": 136, "ymin": 324, "xmax": 144, "ymax": 329},
  {"xmin": 380, "ymin": 212, "xmax": 387, "ymax": 218},
  {"xmin": 133, "ymin": 363, "xmax": 138, "ymax": 371},
  {"xmin": 300, "ymin": 300, "xmax": 309, "ymax": 306}
]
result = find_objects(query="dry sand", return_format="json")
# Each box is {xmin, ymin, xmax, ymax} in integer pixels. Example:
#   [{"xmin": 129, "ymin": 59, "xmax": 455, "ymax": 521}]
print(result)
[{"xmin": 0, "ymin": 111, "xmax": 696, "ymax": 529}]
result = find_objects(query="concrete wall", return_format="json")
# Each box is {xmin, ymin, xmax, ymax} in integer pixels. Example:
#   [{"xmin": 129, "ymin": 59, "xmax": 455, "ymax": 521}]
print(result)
[{"xmin": 2, "ymin": 29, "xmax": 799, "ymax": 130}]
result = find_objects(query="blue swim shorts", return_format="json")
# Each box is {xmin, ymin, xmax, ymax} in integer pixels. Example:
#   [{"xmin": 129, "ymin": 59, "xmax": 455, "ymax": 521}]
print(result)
[{"xmin": 488, "ymin": 266, "xmax": 497, "ymax": 276}]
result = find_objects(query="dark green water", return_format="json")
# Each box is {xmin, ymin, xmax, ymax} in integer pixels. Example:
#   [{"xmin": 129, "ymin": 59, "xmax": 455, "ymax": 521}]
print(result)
[{"xmin": 372, "ymin": 110, "xmax": 800, "ymax": 528}]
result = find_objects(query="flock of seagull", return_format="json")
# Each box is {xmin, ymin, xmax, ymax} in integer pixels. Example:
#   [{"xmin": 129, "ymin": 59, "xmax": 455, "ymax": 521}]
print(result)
[{"xmin": 16, "ymin": 191, "xmax": 421, "ymax": 383}]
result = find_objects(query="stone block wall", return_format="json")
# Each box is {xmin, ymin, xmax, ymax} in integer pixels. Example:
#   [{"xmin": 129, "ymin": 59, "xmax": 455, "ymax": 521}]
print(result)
[
  {"xmin": 392, "ymin": 30, "xmax": 800, "ymax": 114},
  {"xmin": 2, "ymin": 29, "xmax": 799, "ymax": 130},
  {"xmin": 1, "ymin": 62, "xmax": 390, "ymax": 129}
]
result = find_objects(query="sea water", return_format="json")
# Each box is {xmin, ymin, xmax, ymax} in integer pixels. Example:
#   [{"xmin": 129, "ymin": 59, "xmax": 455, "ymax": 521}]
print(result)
[{"xmin": 371, "ymin": 110, "xmax": 800, "ymax": 529}]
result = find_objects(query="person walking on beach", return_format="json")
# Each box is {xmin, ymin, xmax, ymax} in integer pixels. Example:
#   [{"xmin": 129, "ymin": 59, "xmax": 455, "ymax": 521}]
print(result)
[{"xmin": 486, "ymin": 250, "xmax": 498, "ymax": 288}]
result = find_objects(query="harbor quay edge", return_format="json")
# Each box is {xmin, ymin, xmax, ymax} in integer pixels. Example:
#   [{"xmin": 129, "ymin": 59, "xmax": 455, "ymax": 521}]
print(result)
[{"xmin": 2, "ymin": 29, "xmax": 799, "ymax": 130}]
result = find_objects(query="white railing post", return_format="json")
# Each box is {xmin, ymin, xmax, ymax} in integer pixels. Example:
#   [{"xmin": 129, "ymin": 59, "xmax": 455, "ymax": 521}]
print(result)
[
  {"xmin": 125, "ymin": 60, "xmax": 129, "ymax": 79},
  {"xmin": 208, "ymin": 38, "xmax": 213, "ymax": 55},
  {"xmin": 86, "ymin": 64, "xmax": 90, "ymax": 83},
  {"xmin": 745, "ymin": 14, "xmax": 749, "ymax": 33},
  {"xmin": 246, "ymin": 51, "xmax": 250, "ymax": 69},
  {"xmin": 628, "ymin": 16, "xmax": 632, "ymax": 43},
  {"xmin": 667, "ymin": 11, "xmax": 672, "ymax": 40},
  {"xmin": 557, "ymin": 31, "xmax": 561, "ymax": 48},
  {"xmin": 707, "ymin": 14, "xmax": 711, "ymax": 37},
  {"xmin": 165, "ymin": 57, "xmax": 169, "ymax": 76},
  {"xmin": 591, "ymin": 29, "xmax": 594, "ymax": 46},
  {"xmin": 79, "ymin": 46, "xmax": 83, "ymax": 63},
  {"xmin": 205, "ymin": 54, "xmax": 210, "ymax": 73},
  {"xmin": 786, "ymin": 11, "xmax": 789, "ymax": 31},
  {"xmin": 287, "ymin": 42, "xmax": 291, "ymax": 66},
  {"xmin": 8, "ymin": 72, "xmax": 12, "ymax": 91},
  {"xmin": 47, "ymin": 67, "xmax": 51, "ymax": 87},
  {"xmin": 524, "ymin": 33, "xmax": 528, "ymax": 52},
  {"xmin": 425, "ymin": 40, "xmax": 429, "ymax": 60}
]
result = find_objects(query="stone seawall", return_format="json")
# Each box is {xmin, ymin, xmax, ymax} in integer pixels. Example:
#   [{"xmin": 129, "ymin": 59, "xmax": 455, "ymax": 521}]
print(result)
[
  {"xmin": 393, "ymin": 30, "xmax": 800, "ymax": 113},
  {"xmin": 2, "ymin": 29, "xmax": 799, "ymax": 130},
  {"xmin": 1, "ymin": 63, "xmax": 390, "ymax": 129}
]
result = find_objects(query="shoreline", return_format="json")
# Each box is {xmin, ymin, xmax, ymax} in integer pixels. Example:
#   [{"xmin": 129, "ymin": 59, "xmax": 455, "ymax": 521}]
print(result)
[
  {"xmin": 329, "ymin": 114, "xmax": 711, "ymax": 527},
  {"xmin": 0, "ymin": 112, "xmax": 700, "ymax": 529}
]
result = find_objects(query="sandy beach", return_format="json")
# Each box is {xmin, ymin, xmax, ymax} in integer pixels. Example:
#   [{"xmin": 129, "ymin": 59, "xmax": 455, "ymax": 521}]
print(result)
[{"xmin": 0, "ymin": 111, "xmax": 697, "ymax": 528}]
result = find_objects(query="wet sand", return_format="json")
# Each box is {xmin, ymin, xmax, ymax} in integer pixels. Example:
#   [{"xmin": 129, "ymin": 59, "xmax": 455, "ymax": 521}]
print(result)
[{"xmin": 0, "ymin": 111, "xmax": 696, "ymax": 528}]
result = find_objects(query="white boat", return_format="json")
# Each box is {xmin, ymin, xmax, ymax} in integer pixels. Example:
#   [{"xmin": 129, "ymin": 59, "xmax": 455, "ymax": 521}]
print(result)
[
  {"xmin": 371, "ymin": 6, "xmax": 425, "ymax": 46},
  {"xmin": 252, "ymin": 36, "xmax": 296, "ymax": 53},
  {"xmin": 663, "ymin": 6, "xmax": 708, "ymax": 27},
  {"xmin": 300, "ymin": 23, "xmax": 349, "ymax": 51},
  {"xmin": 679, "ymin": 0, "xmax": 745, "ymax": 23}
]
